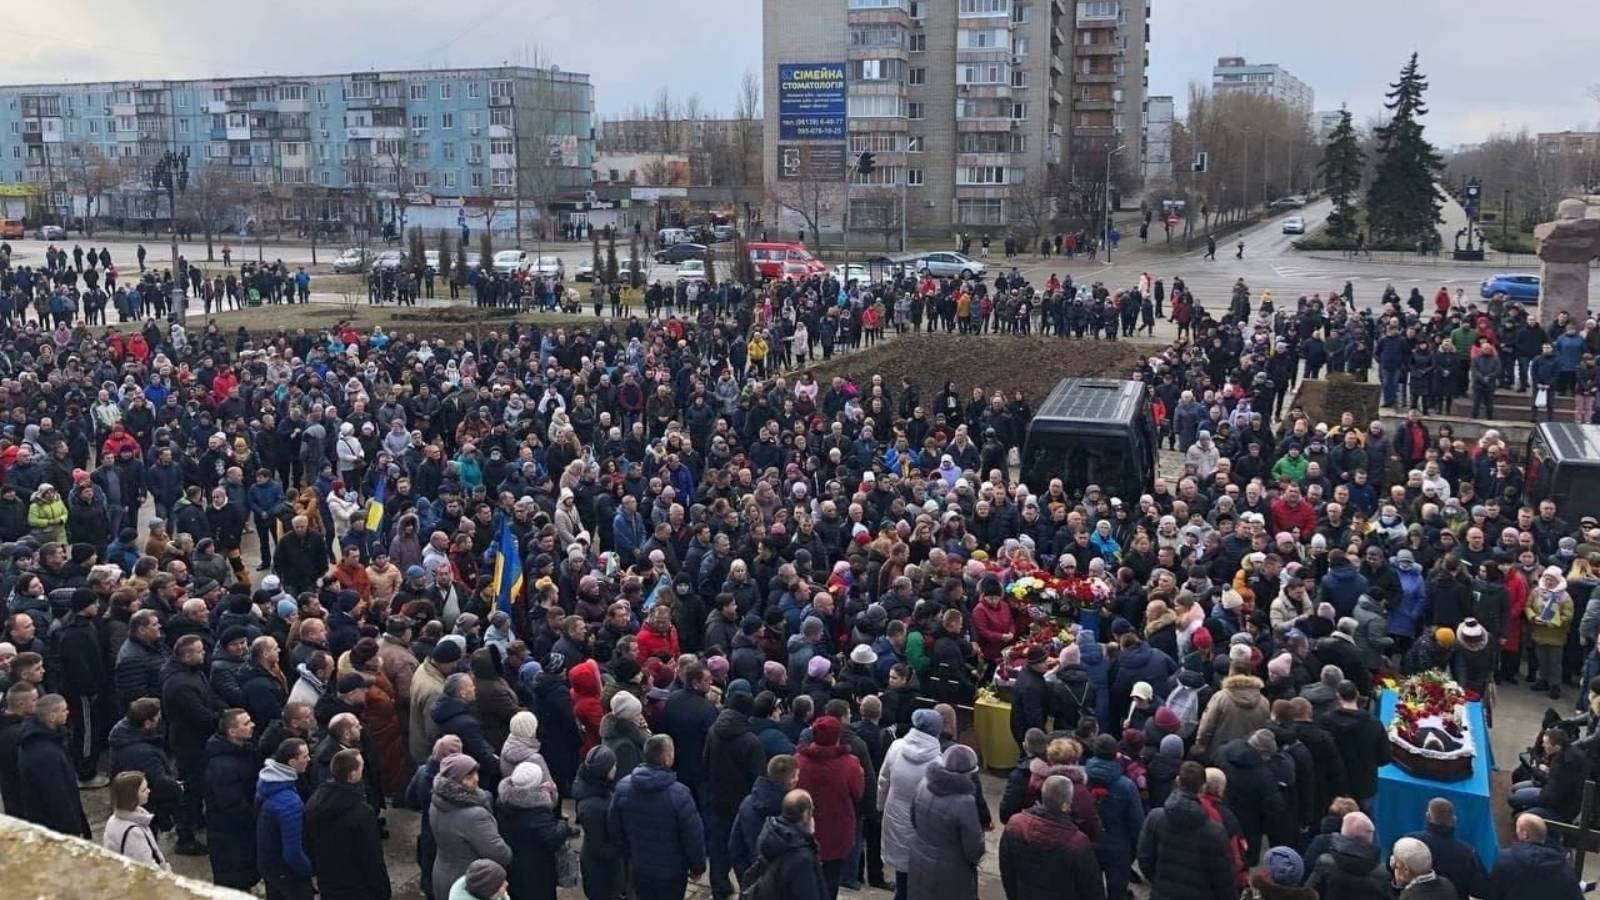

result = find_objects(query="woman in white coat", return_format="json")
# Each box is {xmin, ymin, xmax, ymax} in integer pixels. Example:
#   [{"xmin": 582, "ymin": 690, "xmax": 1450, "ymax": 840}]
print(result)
[
  {"xmin": 103, "ymin": 772, "xmax": 169, "ymax": 870},
  {"xmin": 876, "ymin": 707, "xmax": 943, "ymax": 899}
]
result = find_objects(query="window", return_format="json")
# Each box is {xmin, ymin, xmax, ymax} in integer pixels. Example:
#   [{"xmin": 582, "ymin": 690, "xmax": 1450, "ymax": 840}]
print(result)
[
  {"xmin": 490, "ymin": 108, "xmax": 511, "ymax": 127},
  {"xmin": 347, "ymin": 81, "xmax": 373, "ymax": 100},
  {"xmin": 1009, "ymin": 102, "xmax": 1028, "ymax": 120},
  {"xmin": 909, "ymin": 0, "xmax": 923, "ymax": 17},
  {"xmin": 850, "ymin": 133, "xmax": 900, "ymax": 153},
  {"xmin": 316, "ymin": 87, "xmax": 327, "ymax": 103},
  {"xmin": 909, "ymin": 67, "xmax": 926, "ymax": 86},
  {"xmin": 317, "ymin": 144, "xmax": 329, "ymax": 161},
  {"xmin": 279, "ymin": 85, "xmax": 306, "ymax": 101},
  {"xmin": 177, "ymin": 119, "xmax": 189, "ymax": 134},
  {"xmin": 1011, "ymin": 36, "xmax": 1030, "ymax": 55},
  {"xmin": 467, "ymin": 82, "xmax": 481, "ymax": 100},
  {"xmin": 208, "ymin": 142, "xmax": 228, "ymax": 158},
  {"xmin": 88, "ymin": 119, "xmax": 99, "ymax": 134},
  {"xmin": 375, "ymin": 139, "xmax": 403, "ymax": 157},
  {"xmin": 489, "ymin": 139, "xmax": 513, "ymax": 155},
  {"xmin": 319, "ymin": 170, "xmax": 331, "ymax": 185},
  {"xmin": 850, "ymin": 165, "xmax": 899, "ymax": 186},
  {"xmin": 850, "ymin": 25, "xmax": 906, "ymax": 47},
  {"xmin": 410, "ymin": 84, "xmax": 427, "ymax": 101},
  {"xmin": 958, "ymin": 165, "xmax": 1007, "ymax": 185},
  {"xmin": 467, "ymin": 111, "xmax": 481, "ymax": 129},
  {"xmin": 957, "ymin": 28, "xmax": 1007, "ymax": 49},
  {"xmin": 906, "ymin": 135, "xmax": 923, "ymax": 152},
  {"xmin": 443, "ymin": 171, "xmax": 457, "ymax": 188},
  {"xmin": 470, "ymin": 171, "xmax": 484, "ymax": 188},
  {"xmin": 957, "ymin": 63, "xmax": 1007, "ymax": 84},
  {"xmin": 849, "ymin": 0, "xmax": 907, "ymax": 7},
  {"xmin": 490, "ymin": 79, "xmax": 513, "ymax": 99},
  {"xmin": 958, "ymin": 0, "xmax": 1009, "ymax": 14},
  {"xmin": 439, "ymin": 83, "xmax": 452, "ymax": 100},
  {"xmin": 280, "ymin": 142, "xmax": 306, "ymax": 157},
  {"xmin": 469, "ymin": 143, "xmax": 483, "ymax": 162},
  {"xmin": 1076, "ymin": 0, "xmax": 1119, "ymax": 18},
  {"xmin": 1012, "ymin": 3, "xmax": 1031, "ymax": 22},
  {"xmin": 442, "ymin": 142, "xmax": 456, "ymax": 160},
  {"xmin": 491, "ymin": 168, "xmax": 513, "ymax": 187},
  {"xmin": 441, "ymin": 112, "xmax": 454, "ymax": 130},
  {"xmin": 958, "ymin": 198, "xmax": 1005, "ymax": 224},
  {"xmin": 1011, "ymin": 69, "xmax": 1028, "ymax": 87},
  {"xmin": 412, "ymin": 170, "xmax": 430, "ymax": 187},
  {"xmin": 847, "ymin": 95, "xmax": 906, "ymax": 118},
  {"xmin": 909, "ymin": 33, "xmax": 927, "ymax": 52},
  {"xmin": 908, "ymin": 102, "xmax": 925, "ymax": 119},
  {"xmin": 906, "ymin": 167, "xmax": 924, "ymax": 186},
  {"xmin": 410, "ymin": 114, "xmax": 429, "ymax": 130},
  {"xmin": 852, "ymin": 59, "xmax": 905, "ymax": 82},
  {"xmin": 411, "ymin": 142, "xmax": 429, "ymax": 161},
  {"xmin": 213, "ymin": 88, "xmax": 226, "ymax": 101}
]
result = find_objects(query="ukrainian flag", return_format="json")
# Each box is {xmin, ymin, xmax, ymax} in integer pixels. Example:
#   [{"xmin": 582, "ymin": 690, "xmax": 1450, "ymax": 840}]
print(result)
[
  {"xmin": 365, "ymin": 478, "xmax": 387, "ymax": 532},
  {"xmin": 491, "ymin": 518, "xmax": 523, "ymax": 617}
]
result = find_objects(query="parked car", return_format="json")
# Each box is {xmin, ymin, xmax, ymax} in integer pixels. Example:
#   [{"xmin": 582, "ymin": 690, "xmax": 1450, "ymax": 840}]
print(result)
[
  {"xmin": 1268, "ymin": 196, "xmax": 1306, "ymax": 210},
  {"xmin": 712, "ymin": 224, "xmax": 736, "ymax": 242},
  {"xmin": 833, "ymin": 263, "xmax": 875, "ymax": 285},
  {"xmin": 654, "ymin": 242, "xmax": 707, "ymax": 264},
  {"xmin": 916, "ymin": 252, "xmax": 985, "ymax": 278},
  {"xmin": 1281, "ymin": 216, "xmax": 1305, "ymax": 235},
  {"xmin": 0, "ymin": 218, "xmax": 24, "ymax": 240},
  {"xmin": 577, "ymin": 257, "xmax": 643, "ymax": 282},
  {"xmin": 492, "ymin": 249, "xmax": 528, "ymax": 273},
  {"xmin": 423, "ymin": 250, "xmax": 440, "ymax": 274},
  {"xmin": 372, "ymin": 250, "xmax": 407, "ymax": 271},
  {"xmin": 532, "ymin": 256, "xmax": 564, "ymax": 278},
  {"xmin": 676, "ymin": 259, "xmax": 707, "ymax": 280},
  {"xmin": 332, "ymin": 248, "xmax": 371, "ymax": 273},
  {"xmin": 34, "ymin": 224, "xmax": 66, "ymax": 241},
  {"xmin": 657, "ymin": 227, "xmax": 689, "ymax": 246},
  {"xmin": 1480, "ymin": 272, "xmax": 1541, "ymax": 301}
]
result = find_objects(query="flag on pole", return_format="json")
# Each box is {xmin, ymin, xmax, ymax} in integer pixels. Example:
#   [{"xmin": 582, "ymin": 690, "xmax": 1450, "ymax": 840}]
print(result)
[
  {"xmin": 365, "ymin": 478, "xmax": 387, "ymax": 532},
  {"xmin": 490, "ymin": 518, "xmax": 523, "ymax": 618}
]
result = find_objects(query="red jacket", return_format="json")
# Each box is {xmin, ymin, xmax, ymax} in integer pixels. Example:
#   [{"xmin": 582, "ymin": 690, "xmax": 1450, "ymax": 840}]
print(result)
[
  {"xmin": 100, "ymin": 430, "xmax": 142, "ymax": 459},
  {"xmin": 1268, "ymin": 496, "xmax": 1317, "ymax": 539},
  {"xmin": 795, "ymin": 718, "xmax": 864, "ymax": 861},
  {"xmin": 971, "ymin": 598, "xmax": 1021, "ymax": 663},
  {"xmin": 569, "ymin": 658, "xmax": 604, "ymax": 756},
  {"xmin": 636, "ymin": 622, "xmax": 681, "ymax": 662}
]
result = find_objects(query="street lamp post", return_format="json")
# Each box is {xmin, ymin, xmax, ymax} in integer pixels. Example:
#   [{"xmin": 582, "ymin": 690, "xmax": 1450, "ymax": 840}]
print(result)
[
  {"xmin": 151, "ymin": 149, "xmax": 189, "ymax": 324},
  {"xmin": 1103, "ymin": 143, "xmax": 1127, "ymax": 263}
]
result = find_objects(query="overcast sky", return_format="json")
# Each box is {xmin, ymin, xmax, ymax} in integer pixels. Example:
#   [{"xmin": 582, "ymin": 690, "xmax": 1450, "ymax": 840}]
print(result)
[{"xmin": 3, "ymin": 0, "xmax": 1593, "ymax": 146}]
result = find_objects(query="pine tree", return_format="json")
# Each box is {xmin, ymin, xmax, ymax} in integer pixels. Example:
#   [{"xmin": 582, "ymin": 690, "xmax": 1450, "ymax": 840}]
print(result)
[
  {"xmin": 605, "ymin": 226, "xmax": 619, "ymax": 285},
  {"xmin": 627, "ymin": 231, "xmax": 643, "ymax": 288},
  {"xmin": 1319, "ymin": 108, "xmax": 1365, "ymax": 245},
  {"xmin": 455, "ymin": 235, "xmax": 468, "ymax": 279},
  {"xmin": 1366, "ymin": 53, "xmax": 1445, "ymax": 245},
  {"xmin": 436, "ymin": 229, "xmax": 453, "ymax": 286},
  {"xmin": 703, "ymin": 242, "xmax": 717, "ymax": 287},
  {"xmin": 591, "ymin": 227, "xmax": 602, "ymax": 280}
]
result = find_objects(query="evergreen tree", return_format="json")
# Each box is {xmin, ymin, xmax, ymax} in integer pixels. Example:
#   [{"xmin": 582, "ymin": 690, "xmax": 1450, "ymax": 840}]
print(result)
[
  {"xmin": 703, "ymin": 242, "xmax": 717, "ymax": 287},
  {"xmin": 605, "ymin": 226, "xmax": 619, "ymax": 285},
  {"xmin": 1318, "ymin": 107, "xmax": 1365, "ymax": 245},
  {"xmin": 455, "ymin": 235, "xmax": 468, "ymax": 280},
  {"xmin": 1366, "ymin": 53, "xmax": 1445, "ymax": 244},
  {"xmin": 627, "ymin": 231, "xmax": 643, "ymax": 288},
  {"xmin": 436, "ymin": 229, "xmax": 453, "ymax": 286}
]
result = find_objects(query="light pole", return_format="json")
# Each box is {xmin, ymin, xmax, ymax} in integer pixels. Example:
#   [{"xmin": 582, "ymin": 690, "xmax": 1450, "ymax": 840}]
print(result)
[
  {"xmin": 1103, "ymin": 143, "xmax": 1127, "ymax": 263},
  {"xmin": 151, "ymin": 149, "xmax": 189, "ymax": 324}
]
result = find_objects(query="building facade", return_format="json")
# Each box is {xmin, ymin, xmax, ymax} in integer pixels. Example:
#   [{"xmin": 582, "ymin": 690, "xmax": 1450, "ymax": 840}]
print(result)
[
  {"xmin": 1537, "ymin": 131, "xmax": 1600, "ymax": 158},
  {"xmin": 1212, "ymin": 57, "xmax": 1313, "ymax": 119},
  {"xmin": 763, "ymin": 0, "xmax": 1094, "ymax": 239},
  {"xmin": 1142, "ymin": 94, "xmax": 1172, "ymax": 191},
  {"xmin": 0, "ymin": 66, "xmax": 594, "ymax": 234},
  {"xmin": 1314, "ymin": 109, "xmax": 1345, "ymax": 142},
  {"xmin": 597, "ymin": 117, "xmax": 762, "ymax": 187},
  {"xmin": 1071, "ymin": 0, "xmax": 1149, "ymax": 202}
]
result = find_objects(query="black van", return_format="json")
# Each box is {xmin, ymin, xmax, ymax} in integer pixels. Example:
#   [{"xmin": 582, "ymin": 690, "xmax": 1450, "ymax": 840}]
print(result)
[
  {"xmin": 1524, "ymin": 423, "xmax": 1600, "ymax": 513},
  {"xmin": 1020, "ymin": 378, "xmax": 1157, "ymax": 500}
]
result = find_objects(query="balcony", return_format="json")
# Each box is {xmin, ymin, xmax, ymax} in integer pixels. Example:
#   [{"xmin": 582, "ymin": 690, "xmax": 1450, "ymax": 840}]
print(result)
[
  {"xmin": 1076, "ymin": 43, "xmax": 1118, "ymax": 56},
  {"xmin": 959, "ymin": 83, "xmax": 1012, "ymax": 99},
  {"xmin": 1076, "ymin": 71, "xmax": 1116, "ymax": 83},
  {"xmin": 1074, "ymin": 97, "xmax": 1113, "ymax": 110},
  {"xmin": 210, "ymin": 127, "xmax": 228, "ymax": 140},
  {"xmin": 21, "ymin": 132, "xmax": 42, "ymax": 145},
  {"xmin": 956, "ymin": 117, "xmax": 1018, "ymax": 133},
  {"xmin": 1050, "ymin": 55, "xmax": 1065, "ymax": 76},
  {"xmin": 956, "ymin": 46, "xmax": 1012, "ymax": 62},
  {"xmin": 847, "ymin": 46, "xmax": 909, "ymax": 62},
  {"xmin": 1051, "ymin": 88, "xmax": 1065, "ymax": 106},
  {"xmin": 277, "ymin": 126, "xmax": 311, "ymax": 141},
  {"xmin": 847, "ymin": 7, "xmax": 910, "ymax": 26},
  {"xmin": 488, "ymin": 95, "xmax": 513, "ymax": 108}
]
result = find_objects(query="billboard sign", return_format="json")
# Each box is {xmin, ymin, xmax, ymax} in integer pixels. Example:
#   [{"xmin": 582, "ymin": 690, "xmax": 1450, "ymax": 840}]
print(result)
[
  {"xmin": 778, "ymin": 63, "xmax": 847, "ymax": 141},
  {"xmin": 778, "ymin": 144, "xmax": 846, "ymax": 181}
]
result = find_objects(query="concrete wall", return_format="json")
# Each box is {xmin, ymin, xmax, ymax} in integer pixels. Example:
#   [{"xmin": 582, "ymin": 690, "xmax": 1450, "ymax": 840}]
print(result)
[{"xmin": 0, "ymin": 813, "xmax": 251, "ymax": 899}]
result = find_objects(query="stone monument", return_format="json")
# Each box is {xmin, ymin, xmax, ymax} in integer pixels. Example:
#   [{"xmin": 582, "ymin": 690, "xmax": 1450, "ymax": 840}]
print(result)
[{"xmin": 1534, "ymin": 198, "xmax": 1600, "ymax": 325}]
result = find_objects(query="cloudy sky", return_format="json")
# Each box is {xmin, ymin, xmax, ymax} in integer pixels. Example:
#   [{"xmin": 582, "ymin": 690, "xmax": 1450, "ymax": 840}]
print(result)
[{"xmin": 3, "ymin": 0, "xmax": 1594, "ymax": 146}]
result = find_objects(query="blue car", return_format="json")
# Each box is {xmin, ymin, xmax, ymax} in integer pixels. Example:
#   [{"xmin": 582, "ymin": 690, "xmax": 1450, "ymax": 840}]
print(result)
[{"xmin": 1480, "ymin": 273, "xmax": 1540, "ymax": 301}]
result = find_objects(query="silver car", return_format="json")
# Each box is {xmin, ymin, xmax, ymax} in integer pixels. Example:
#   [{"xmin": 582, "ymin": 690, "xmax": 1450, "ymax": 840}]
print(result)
[{"xmin": 917, "ymin": 252, "xmax": 985, "ymax": 278}]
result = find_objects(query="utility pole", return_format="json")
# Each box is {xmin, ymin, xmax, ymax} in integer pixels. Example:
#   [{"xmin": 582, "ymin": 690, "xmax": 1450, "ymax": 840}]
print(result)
[
  {"xmin": 899, "ymin": 136, "xmax": 908, "ymax": 253},
  {"xmin": 1103, "ymin": 143, "xmax": 1126, "ymax": 263}
]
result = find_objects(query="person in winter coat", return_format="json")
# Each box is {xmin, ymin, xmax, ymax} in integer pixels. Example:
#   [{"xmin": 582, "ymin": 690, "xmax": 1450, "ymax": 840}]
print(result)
[
  {"xmin": 609, "ymin": 734, "xmax": 708, "ymax": 898},
  {"xmin": 1146, "ymin": 733, "xmax": 1185, "ymax": 809},
  {"xmin": 1215, "ymin": 731, "xmax": 1291, "ymax": 865},
  {"xmin": 1077, "ymin": 634, "xmax": 1114, "ymax": 726},
  {"xmin": 1047, "ymin": 644, "xmax": 1096, "ymax": 731},
  {"xmin": 705, "ymin": 690, "xmax": 768, "ymax": 893},
  {"xmin": 107, "ymin": 700, "xmax": 183, "ymax": 833},
  {"xmin": 304, "ymin": 747, "xmax": 392, "ymax": 900},
  {"xmin": 732, "ymin": 754, "xmax": 799, "ymax": 879},
  {"xmin": 1528, "ymin": 566, "xmax": 1575, "ymax": 699},
  {"xmin": 876, "ymin": 709, "xmax": 943, "ymax": 896},
  {"xmin": 1489, "ymin": 815, "xmax": 1585, "ymax": 900},
  {"xmin": 1354, "ymin": 591, "xmax": 1395, "ymax": 671},
  {"xmin": 574, "ymin": 746, "xmax": 626, "ymax": 900},
  {"xmin": 601, "ymin": 691, "xmax": 651, "ymax": 778},
  {"xmin": 103, "ymin": 771, "xmax": 170, "ymax": 870},
  {"xmin": 256, "ymin": 738, "xmax": 315, "ymax": 899},
  {"xmin": 1194, "ymin": 667, "xmax": 1269, "ymax": 759},
  {"xmin": 1111, "ymin": 636, "xmax": 1177, "ymax": 725},
  {"xmin": 1405, "ymin": 798, "xmax": 1488, "ymax": 900},
  {"xmin": 796, "ymin": 715, "xmax": 866, "ymax": 895},
  {"xmin": 497, "ymin": 761, "xmax": 578, "ymax": 900},
  {"xmin": 1009, "ymin": 646, "xmax": 1056, "ymax": 749},
  {"xmin": 1320, "ymin": 681, "xmax": 1390, "ymax": 805},
  {"xmin": 1306, "ymin": 812, "xmax": 1390, "ymax": 900},
  {"xmin": 432, "ymin": 674, "xmax": 502, "ymax": 792},
  {"xmin": 408, "ymin": 642, "xmax": 457, "ymax": 763},
  {"xmin": 570, "ymin": 658, "xmax": 605, "ymax": 756},
  {"xmin": 1246, "ymin": 847, "xmax": 1317, "ymax": 900},
  {"xmin": 469, "ymin": 646, "xmax": 520, "ymax": 751},
  {"xmin": 430, "ymin": 753, "xmax": 513, "ymax": 900},
  {"xmin": 998, "ymin": 773, "xmax": 1106, "ymax": 900},
  {"xmin": 206, "ymin": 709, "xmax": 262, "ymax": 891},
  {"xmin": 15, "ymin": 696, "xmax": 92, "ymax": 837},
  {"xmin": 1510, "ymin": 726, "xmax": 1591, "ymax": 823},
  {"xmin": 531, "ymin": 660, "xmax": 584, "ymax": 797},
  {"xmin": 1085, "ymin": 734, "xmax": 1144, "ymax": 900},
  {"xmin": 1139, "ymin": 760, "xmax": 1238, "ymax": 900},
  {"xmin": 906, "ymin": 744, "xmax": 986, "ymax": 900}
]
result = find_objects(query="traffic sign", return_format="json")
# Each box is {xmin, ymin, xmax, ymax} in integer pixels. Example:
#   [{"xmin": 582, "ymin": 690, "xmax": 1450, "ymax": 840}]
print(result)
[{"xmin": 1166, "ymin": 214, "xmax": 1180, "ymax": 228}]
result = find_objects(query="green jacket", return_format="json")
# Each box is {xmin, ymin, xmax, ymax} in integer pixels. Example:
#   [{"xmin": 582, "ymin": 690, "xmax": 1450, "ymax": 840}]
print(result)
[{"xmin": 1270, "ymin": 454, "xmax": 1308, "ymax": 484}]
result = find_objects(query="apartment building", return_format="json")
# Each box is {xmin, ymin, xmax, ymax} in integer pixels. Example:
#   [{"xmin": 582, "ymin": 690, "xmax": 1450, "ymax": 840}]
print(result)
[
  {"xmin": 0, "ymin": 66, "xmax": 593, "ymax": 232},
  {"xmin": 1212, "ymin": 57, "xmax": 1314, "ymax": 119},
  {"xmin": 762, "ymin": 0, "xmax": 1078, "ymax": 238},
  {"xmin": 1070, "ymin": 0, "xmax": 1149, "ymax": 201},
  {"xmin": 1537, "ymin": 131, "xmax": 1600, "ymax": 158}
]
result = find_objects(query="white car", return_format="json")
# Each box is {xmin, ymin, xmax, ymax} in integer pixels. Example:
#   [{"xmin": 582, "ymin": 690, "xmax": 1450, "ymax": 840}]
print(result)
[
  {"xmin": 833, "ymin": 263, "xmax": 875, "ymax": 285},
  {"xmin": 492, "ymin": 249, "xmax": 528, "ymax": 273},
  {"xmin": 331, "ymin": 248, "xmax": 370, "ymax": 273},
  {"xmin": 577, "ymin": 257, "xmax": 642, "ymax": 282},
  {"xmin": 1282, "ymin": 216, "xmax": 1306, "ymax": 235},
  {"xmin": 34, "ymin": 224, "xmax": 66, "ymax": 241},
  {"xmin": 532, "ymin": 256, "xmax": 564, "ymax": 278},
  {"xmin": 676, "ymin": 259, "xmax": 707, "ymax": 280},
  {"xmin": 917, "ymin": 252, "xmax": 985, "ymax": 278},
  {"xmin": 372, "ymin": 250, "xmax": 407, "ymax": 271}
]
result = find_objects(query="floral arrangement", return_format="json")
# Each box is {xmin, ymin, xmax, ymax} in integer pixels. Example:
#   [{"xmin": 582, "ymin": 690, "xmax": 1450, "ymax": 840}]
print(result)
[
  {"xmin": 1391, "ymin": 671, "xmax": 1467, "ymax": 746},
  {"xmin": 993, "ymin": 621, "xmax": 1067, "ymax": 689}
]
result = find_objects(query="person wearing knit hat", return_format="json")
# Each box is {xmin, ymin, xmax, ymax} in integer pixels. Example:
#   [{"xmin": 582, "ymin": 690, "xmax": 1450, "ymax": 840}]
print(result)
[
  {"xmin": 461, "ymin": 859, "xmax": 507, "ymax": 900},
  {"xmin": 1228, "ymin": 643, "xmax": 1254, "ymax": 666},
  {"xmin": 1058, "ymin": 644, "xmax": 1081, "ymax": 668},
  {"xmin": 1257, "ymin": 845, "xmax": 1305, "ymax": 888},
  {"xmin": 438, "ymin": 753, "xmax": 478, "ymax": 782},
  {"xmin": 1247, "ymin": 728, "xmax": 1277, "ymax": 756},
  {"xmin": 910, "ymin": 708, "xmax": 943, "ymax": 737},
  {"xmin": 1152, "ymin": 706, "xmax": 1181, "ymax": 735},
  {"xmin": 1267, "ymin": 652, "xmax": 1294, "ymax": 681},
  {"xmin": 794, "ymin": 714, "xmax": 865, "ymax": 892},
  {"xmin": 941, "ymin": 743, "xmax": 979, "ymax": 774},
  {"xmin": 431, "ymin": 735, "xmax": 464, "ymax": 761},
  {"xmin": 274, "ymin": 598, "xmax": 298, "ymax": 621},
  {"xmin": 583, "ymin": 743, "xmax": 618, "ymax": 778},
  {"xmin": 1456, "ymin": 618, "xmax": 1488, "ymax": 649},
  {"xmin": 1434, "ymin": 626, "xmax": 1456, "ymax": 650},
  {"xmin": 761, "ymin": 660, "xmax": 788, "ymax": 690},
  {"xmin": 805, "ymin": 654, "xmax": 832, "ymax": 680}
]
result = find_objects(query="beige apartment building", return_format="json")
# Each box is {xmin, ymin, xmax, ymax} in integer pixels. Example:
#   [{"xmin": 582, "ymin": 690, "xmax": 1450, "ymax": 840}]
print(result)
[{"xmin": 763, "ymin": 0, "xmax": 1149, "ymax": 241}]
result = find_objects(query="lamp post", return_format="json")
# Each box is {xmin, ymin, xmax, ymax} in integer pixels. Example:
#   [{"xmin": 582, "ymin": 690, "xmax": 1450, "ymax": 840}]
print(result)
[
  {"xmin": 1103, "ymin": 143, "xmax": 1127, "ymax": 263},
  {"xmin": 150, "ymin": 148, "xmax": 189, "ymax": 324}
]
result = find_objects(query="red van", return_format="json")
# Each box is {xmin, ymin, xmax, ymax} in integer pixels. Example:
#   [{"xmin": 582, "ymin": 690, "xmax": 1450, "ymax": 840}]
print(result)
[{"xmin": 747, "ymin": 242, "xmax": 826, "ymax": 281}]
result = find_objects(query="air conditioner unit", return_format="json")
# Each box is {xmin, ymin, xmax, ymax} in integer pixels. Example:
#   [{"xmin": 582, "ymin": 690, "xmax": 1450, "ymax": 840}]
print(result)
[
  {"xmin": 469, "ymin": 127, "xmax": 481, "ymax": 136},
  {"xmin": 319, "ymin": 130, "xmax": 329, "ymax": 138},
  {"xmin": 411, "ymin": 127, "xmax": 425, "ymax": 136}
]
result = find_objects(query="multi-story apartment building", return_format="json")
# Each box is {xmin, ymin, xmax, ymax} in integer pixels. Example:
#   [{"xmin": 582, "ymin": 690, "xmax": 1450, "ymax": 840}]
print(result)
[
  {"xmin": 1071, "ymin": 0, "xmax": 1149, "ymax": 202},
  {"xmin": 597, "ymin": 117, "xmax": 763, "ymax": 187},
  {"xmin": 0, "ymin": 66, "xmax": 593, "ymax": 234},
  {"xmin": 1142, "ymin": 94, "xmax": 1172, "ymax": 191},
  {"xmin": 762, "ymin": 0, "xmax": 1077, "ymax": 238},
  {"xmin": 1212, "ymin": 57, "xmax": 1314, "ymax": 119},
  {"xmin": 1537, "ymin": 131, "xmax": 1600, "ymax": 158}
]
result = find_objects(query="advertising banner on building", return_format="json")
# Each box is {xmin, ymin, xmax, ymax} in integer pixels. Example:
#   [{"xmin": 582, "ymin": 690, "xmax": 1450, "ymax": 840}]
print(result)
[
  {"xmin": 778, "ymin": 63, "xmax": 847, "ymax": 141},
  {"xmin": 777, "ymin": 144, "xmax": 846, "ymax": 181}
]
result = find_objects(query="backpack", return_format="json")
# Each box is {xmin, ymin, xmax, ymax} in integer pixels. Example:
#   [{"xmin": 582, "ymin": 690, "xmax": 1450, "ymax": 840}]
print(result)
[{"xmin": 738, "ymin": 855, "xmax": 785, "ymax": 900}]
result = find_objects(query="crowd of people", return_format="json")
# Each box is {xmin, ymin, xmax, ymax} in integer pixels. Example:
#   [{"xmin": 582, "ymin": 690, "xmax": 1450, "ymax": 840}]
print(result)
[{"xmin": 0, "ymin": 236, "xmax": 1595, "ymax": 900}]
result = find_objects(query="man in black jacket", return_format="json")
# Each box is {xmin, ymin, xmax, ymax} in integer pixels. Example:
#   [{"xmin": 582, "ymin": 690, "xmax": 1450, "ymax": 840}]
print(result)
[
  {"xmin": 704, "ymin": 688, "xmax": 767, "ymax": 898},
  {"xmin": 750, "ymin": 789, "xmax": 830, "ymax": 900},
  {"xmin": 0, "ymin": 681, "xmax": 39, "ymax": 818},
  {"xmin": 1009, "ymin": 645, "xmax": 1056, "ymax": 749},
  {"xmin": 161, "ymin": 634, "xmax": 224, "ymax": 854},
  {"xmin": 204, "ymin": 708, "xmax": 261, "ymax": 891},
  {"xmin": 1319, "ymin": 681, "xmax": 1391, "ymax": 808},
  {"xmin": 113, "ymin": 609, "xmax": 167, "ymax": 713},
  {"xmin": 304, "ymin": 747, "xmax": 392, "ymax": 900},
  {"xmin": 1405, "ymin": 799, "xmax": 1488, "ymax": 900},
  {"xmin": 51, "ymin": 588, "xmax": 107, "ymax": 784},
  {"xmin": 107, "ymin": 697, "xmax": 183, "ymax": 834},
  {"xmin": 274, "ymin": 514, "xmax": 330, "ymax": 597},
  {"xmin": 1137, "ymin": 761, "xmax": 1236, "ymax": 900},
  {"xmin": 16, "ymin": 694, "xmax": 91, "ymax": 837}
]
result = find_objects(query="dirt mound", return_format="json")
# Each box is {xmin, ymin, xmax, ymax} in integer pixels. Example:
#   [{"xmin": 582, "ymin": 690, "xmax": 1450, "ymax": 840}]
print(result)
[{"xmin": 803, "ymin": 334, "xmax": 1152, "ymax": 407}]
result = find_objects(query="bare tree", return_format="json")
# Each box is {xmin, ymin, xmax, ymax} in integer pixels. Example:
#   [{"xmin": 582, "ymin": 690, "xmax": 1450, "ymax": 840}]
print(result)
[
  {"xmin": 65, "ymin": 144, "xmax": 122, "ymax": 237},
  {"xmin": 769, "ymin": 178, "xmax": 830, "ymax": 244},
  {"xmin": 176, "ymin": 164, "xmax": 247, "ymax": 262}
]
